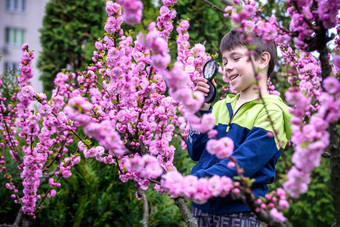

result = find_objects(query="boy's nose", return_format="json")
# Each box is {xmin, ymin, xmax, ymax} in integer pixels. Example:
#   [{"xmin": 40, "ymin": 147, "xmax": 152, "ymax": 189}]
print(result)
[{"xmin": 224, "ymin": 63, "xmax": 233, "ymax": 71}]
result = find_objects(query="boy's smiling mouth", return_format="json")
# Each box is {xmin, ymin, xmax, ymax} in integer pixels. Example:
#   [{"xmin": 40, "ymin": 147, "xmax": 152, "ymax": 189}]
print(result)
[{"xmin": 229, "ymin": 74, "xmax": 239, "ymax": 81}]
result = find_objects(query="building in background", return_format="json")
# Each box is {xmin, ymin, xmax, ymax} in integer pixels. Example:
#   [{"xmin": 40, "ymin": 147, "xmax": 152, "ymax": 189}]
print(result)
[{"xmin": 0, "ymin": 0, "xmax": 50, "ymax": 93}]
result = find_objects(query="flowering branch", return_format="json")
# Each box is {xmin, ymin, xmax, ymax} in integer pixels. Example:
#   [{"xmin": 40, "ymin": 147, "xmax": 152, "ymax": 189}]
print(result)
[
  {"xmin": 248, "ymin": 56, "xmax": 290, "ymax": 171},
  {"xmin": 230, "ymin": 157, "xmax": 291, "ymax": 226}
]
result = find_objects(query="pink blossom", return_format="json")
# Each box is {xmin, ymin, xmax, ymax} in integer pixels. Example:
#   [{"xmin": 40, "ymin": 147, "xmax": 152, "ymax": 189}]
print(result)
[
  {"xmin": 182, "ymin": 175, "xmax": 198, "ymax": 198},
  {"xmin": 227, "ymin": 161, "xmax": 235, "ymax": 169},
  {"xmin": 323, "ymin": 76, "xmax": 339, "ymax": 94},
  {"xmin": 161, "ymin": 0, "xmax": 177, "ymax": 7},
  {"xmin": 106, "ymin": 1, "xmax": 121, "ymax": 16},
  {"xmin": 270, "ymin": 208, "xmax": 286, "ymax": 223},
  {"xmin": 151, "ymin": 53, "xmax": 171, "ymax": 69},
  {"xmin": 121, "ymin": 0, "xmax": 143, "ymax": 26},
  {"xmin": 208, "ymin": 175, "xmax": 223, "ymax": 197},
  {"xmin": 47, "ymin": 189, "xmax": 57, "ymax": 198},
  {"xmin": 279, "ymin": 199, "xmax": 289, "ymax": 209},
  {"xmin": 334, "ymin": 55, "xmax": 340, "ymax": 69},
  {"xmin": 151, "ymin": 37, "xmax": 168, "ymax": 54},
  {"xmin": 206, "ymin": 139, "xmax": 222, "ymax": 155},
  {"xmin": 200, "ymin": 114, "xmax": 215, "ymax": 133},
  {"xmin": 142, "ymin": 154, "xmax": 163, "ymax": 179},
  {"xmin": 84, "ymin": 148, "xmax": 98, "ymax": 158},
  {"xmin": 192, "ymin": 178, "xmax": 211, "ymax": 204},
  {"xmin": 20, "ymin": 86, "xmax": 35, "ymax": 100},
  {"xmin": 207, "ymin": 129, "xmax": 218, "ymax": 139},
  {"xmin": 216, "ymin": 137, "xmax": 234, "ymax": 159},
  {"xmin": 38, "ymin": 104, "xmax": 52, "ymax": 117},
  {"xmin": 283, "ymin": 167, "xmax": 310, "ymax": 198}
]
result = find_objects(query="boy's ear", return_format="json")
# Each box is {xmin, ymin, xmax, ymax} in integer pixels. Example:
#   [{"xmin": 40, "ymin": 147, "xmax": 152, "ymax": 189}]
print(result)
[{"xmin": 258, "ymin": 51, "xmax": 271, "ymax": 70}]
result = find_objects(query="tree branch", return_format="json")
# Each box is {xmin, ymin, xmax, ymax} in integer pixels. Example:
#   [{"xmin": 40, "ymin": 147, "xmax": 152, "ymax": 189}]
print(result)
[
  {"xmin": 13, "ymin": 209, "xmax": 23, "ymax": 226},
  {"xmin": 174, "ymin": 197, "xmax": 198, "ymax": 227},
  {"xmin": 137, "ymin": 187, "xmax": 149, "ymax": 227},
  {"xmin": 200, "ymin": 0, "xmax": 224, "ymax": 12}
]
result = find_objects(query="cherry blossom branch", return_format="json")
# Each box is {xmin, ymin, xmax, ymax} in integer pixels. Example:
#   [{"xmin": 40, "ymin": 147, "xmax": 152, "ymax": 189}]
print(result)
[
  {"xmin": 124, "ymin": 138, "xmax": 147, "ymax": 156},
  {"xmin": 200, "ymin": 0, "xmax": 224, "ymax": 12},
  {"xmin": 291, "ymin": 1, "xmax": 315, "ymax": 31},
  {"xmin": 174, "ymin": 197, "xmax": 198, "ymax": 227},
  {"xmin": 44, "ymin": 139, "xmax": 67, "ymax": 169},
  {"xmin": 13, "ymin": 209, "xmax": 23, "ymax": 226},
  {"xmin": 230, "ymin": 157, "xmax": 292, "ymax": 227},
  {"xmin": 0, "ymin": 104, "xmax": 22, "ymax": 165},
  {"xmin": 137, "ymin": 187, "xmax": 149, "ymax": 227},
  {"xmin": 248, "ymin": 56, "xmax": 290, "ymax": 171}
]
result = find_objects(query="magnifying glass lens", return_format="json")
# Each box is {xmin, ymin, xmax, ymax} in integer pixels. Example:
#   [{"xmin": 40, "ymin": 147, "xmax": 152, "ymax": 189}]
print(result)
[{"xmin": 203, "ymin": 60, "xmax": 217, "ymax": 80}]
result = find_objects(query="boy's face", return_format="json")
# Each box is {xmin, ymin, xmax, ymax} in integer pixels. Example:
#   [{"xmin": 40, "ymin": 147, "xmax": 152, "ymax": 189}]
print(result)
[{"xmin": 222, "ymin": 46, "xmax": 260, "ymax": 94}]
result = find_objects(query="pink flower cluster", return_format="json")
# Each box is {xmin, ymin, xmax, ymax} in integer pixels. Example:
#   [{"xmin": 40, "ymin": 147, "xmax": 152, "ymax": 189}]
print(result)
[
  {"xmin": 295, "ymin": 52, "xmax": 322, "ymax": 115},
  {"xmin": 256, "ymin": 188, "xmax": 289, "ymax": 223},
  {"xmin": 117, "ymin": 0, "xmax": 143, "ymax": 26},
  {"xmin": 18, "ymin": 43, "xmax": 34, "ymax": 87},
  {"xmin": 157, "ymin": 1, "xmax": 177, "ymax": 39},
  {"xmin": 0, "ymin": 44, "xmax": 83, "ymax": 216},
  {"xmin": 119, "ymin": 154, "xmax": 163, "ymax": 188},
  {"xmin": 223, "ymin": 2, "xmax": 283, "ymax": 45},
  {"xmin": 206, "ymin": 137, "xmax": 234, "ymax": 159},
  {"xmin": 284, "ymin": 78, "xmax": 339, "ymax": 198},
  {"xmin": 83, "ymin": 121, "xmax": 126, "ymax": 157},
  {"xmin": 105, "ymin": 2, "xmax": 124, "ymax": 35},
  {"xmin": 316, "ymin": 0, "xmax": 339, "ymax": 29},
  {"xmin": 58, "ymin": 155, "xmax": 81, "ymax": 178},
  {"xmin": 279, "ymin": 45, "xmax": 322, "ymax": 116},
  {"xmin": 20, "ymin": 147, "xmax": 42, "ymax": 216},
  {"xmin": 287, "ymin": 0, "xmax": 339, "ymax": 49},
  {"xmin": 139, "ymin": 26, "xmax": 171, "ymax": 70},
  {"xmin": 267, "ymin": 78, "xmax": 280, "ymax": 96},
  {"xmin": 176, "ymin": 20, "xmax": 190, "ymax": 63},
  {"xmin": 161, "ymin": 171, "xmax": 233, "ymax": 204}
]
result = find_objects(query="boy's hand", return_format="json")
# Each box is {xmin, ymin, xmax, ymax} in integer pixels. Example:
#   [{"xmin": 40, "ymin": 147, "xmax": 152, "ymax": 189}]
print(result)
[{"xmin": 194, "ymin": 77, "xmax": 217, "ymax": 110}]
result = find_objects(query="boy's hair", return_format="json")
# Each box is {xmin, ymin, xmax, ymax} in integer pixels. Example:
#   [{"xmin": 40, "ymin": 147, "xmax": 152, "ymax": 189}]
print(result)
[{"xmin": 219, "ymin": 29, "xmax": 278, "ymax": 77}]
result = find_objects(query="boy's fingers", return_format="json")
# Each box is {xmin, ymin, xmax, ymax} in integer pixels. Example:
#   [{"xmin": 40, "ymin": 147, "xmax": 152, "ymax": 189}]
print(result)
[
  {"xmin": 194, "ymin": 85, "xmax": 210, "ymax": 95},
  {"xmin": 212, "ymin": 79, "xmax": 217, "ymax": 87},
  {"xmin": 197, "ymin": 81, "xmax": 210, "ymax": 88},
  {"xmin": 195, "ymin": 77, "xmax": 207, "ymax": 83}
]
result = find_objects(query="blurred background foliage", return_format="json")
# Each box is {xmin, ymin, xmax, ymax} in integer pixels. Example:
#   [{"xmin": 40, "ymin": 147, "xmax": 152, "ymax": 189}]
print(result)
[
  {"xmin": 37, "ymin": 0, "xmax": 107, "ymax": 97},
  {"xmin": 0, "ymin": 0, "xmax": 334, "ymax": 226}
]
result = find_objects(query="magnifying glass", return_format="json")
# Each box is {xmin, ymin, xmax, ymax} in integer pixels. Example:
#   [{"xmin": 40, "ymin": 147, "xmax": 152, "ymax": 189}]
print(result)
[{"xmin": 202, "ymin": 60, "xmax": 218, "ymax": 103}]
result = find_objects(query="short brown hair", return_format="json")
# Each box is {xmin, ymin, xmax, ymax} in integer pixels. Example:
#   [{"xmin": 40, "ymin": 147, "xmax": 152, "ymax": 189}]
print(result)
[{"xmin": 219, "ymin": 29, "xmax": 278, "ymax": 77}]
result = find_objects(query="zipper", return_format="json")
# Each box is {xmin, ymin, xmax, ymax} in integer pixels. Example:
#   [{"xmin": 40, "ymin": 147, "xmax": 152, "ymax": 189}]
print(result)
[{"xmin": 226, "ymin": 102, "xmax": 249, "ymax": 132}]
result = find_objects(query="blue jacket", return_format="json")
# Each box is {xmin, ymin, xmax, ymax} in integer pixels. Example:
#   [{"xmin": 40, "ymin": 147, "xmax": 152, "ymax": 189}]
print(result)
[{"xmin": 187, "ymin": 94, "xmax": 292, "ymax": 215}]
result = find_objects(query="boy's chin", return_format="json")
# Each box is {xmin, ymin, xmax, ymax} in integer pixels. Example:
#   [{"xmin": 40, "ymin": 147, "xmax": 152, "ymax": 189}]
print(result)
[{"xmin": 229, "ymin": 87, "xmax": 237, "ymax": 94}]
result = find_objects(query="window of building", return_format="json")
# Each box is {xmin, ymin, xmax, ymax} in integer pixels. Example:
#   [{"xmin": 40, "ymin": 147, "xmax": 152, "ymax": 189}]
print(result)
[
  {"xmin": 5, "ymin": 0, "xmax": 26, "ymax": 13},
  {"xmin": 4, "ymin": 62, "xmax": 20, "ymax": 73},
  {"xmin": 5, "ymin": 27, "xmax": 26, "ymax": 46}
]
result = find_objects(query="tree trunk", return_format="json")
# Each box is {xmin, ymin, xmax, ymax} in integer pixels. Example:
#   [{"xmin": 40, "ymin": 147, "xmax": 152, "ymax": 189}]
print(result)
[{"xmin": 330, "ymin": 122, "xmax": 340, "ymax": 227}]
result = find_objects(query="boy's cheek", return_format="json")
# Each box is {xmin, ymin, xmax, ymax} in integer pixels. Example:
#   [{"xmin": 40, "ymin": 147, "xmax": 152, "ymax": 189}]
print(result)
[{"xmin": 222, "ymin": 74, "xmax": 229, "ymax": 83}]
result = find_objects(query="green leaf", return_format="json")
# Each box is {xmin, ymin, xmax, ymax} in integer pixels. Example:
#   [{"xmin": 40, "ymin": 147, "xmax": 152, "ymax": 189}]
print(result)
[{"xmin": 83, "ymin": 139, "xmax": 92, "ymax": 146}]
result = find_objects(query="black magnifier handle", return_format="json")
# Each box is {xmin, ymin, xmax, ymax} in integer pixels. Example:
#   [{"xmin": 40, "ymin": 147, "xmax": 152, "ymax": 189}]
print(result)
[{"xmin": 205, "ymin": 80, "xmax": 217, "ymax": 103}]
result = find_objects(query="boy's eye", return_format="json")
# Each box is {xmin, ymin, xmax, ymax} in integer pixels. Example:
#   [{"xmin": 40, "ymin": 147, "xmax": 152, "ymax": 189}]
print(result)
[{"xmin": 233, "ymin": 57, "xmax": 240, "ymax": 61}]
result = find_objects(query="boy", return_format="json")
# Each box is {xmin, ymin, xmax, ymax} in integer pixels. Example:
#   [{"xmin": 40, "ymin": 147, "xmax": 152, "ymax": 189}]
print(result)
[{"xmin": 187, "ymin": 29, "xmax": 292, "ymax": 226}]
